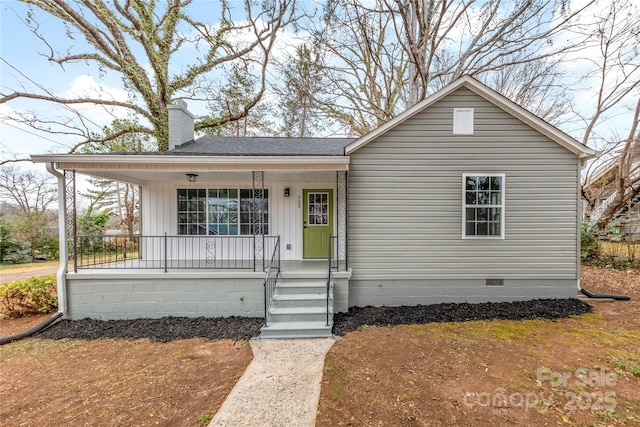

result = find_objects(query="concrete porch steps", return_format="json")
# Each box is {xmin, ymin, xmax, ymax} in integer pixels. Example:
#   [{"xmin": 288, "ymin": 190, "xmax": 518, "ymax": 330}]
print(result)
[
  {"xmin": 259, "ymin": 320, "xmax": 333, "ymax": 339},
  {"xmin": 260, "ymin": 279, "xmax": 334, "ymax": 339}
]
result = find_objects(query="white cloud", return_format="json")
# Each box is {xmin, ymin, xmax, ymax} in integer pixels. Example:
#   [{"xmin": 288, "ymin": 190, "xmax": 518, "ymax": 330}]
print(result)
[
  {"xmin": 62, "ymin": 74, "xmax": 129, "ymax": 101},
  {"xmin": 0, "ymin": 75, "xmax": 137, "ymax": 162},
  {"xmin": 58, "ymin": 74, "xmax": 132, "ymax": 125}
]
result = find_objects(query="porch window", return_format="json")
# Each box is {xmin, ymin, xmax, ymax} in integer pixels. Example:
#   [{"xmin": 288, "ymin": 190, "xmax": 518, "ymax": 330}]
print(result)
[
  {"xmin": 178, "ymin": 188, "xmax": 268, "ymax": 235},
  {"xmin": 462, "ymin": 174, "xmax": 504, "ymax": 239}
]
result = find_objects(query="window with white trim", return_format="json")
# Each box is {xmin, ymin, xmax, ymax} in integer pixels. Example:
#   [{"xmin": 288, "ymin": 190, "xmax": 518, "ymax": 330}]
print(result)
[
  {"xmin": 463, "ymin": 174, "xmax": 504, "ymax": 238},
  {"xmin": 177, "ymin": 188, "xmax": 268, "ymax": 235}
]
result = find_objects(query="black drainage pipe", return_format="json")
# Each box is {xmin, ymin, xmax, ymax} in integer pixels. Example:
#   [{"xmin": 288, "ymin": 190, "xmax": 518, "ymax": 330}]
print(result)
[
  {"xmin": 0, "ymin": 312, "xmax": 63, "ymax": 346},
  {"xmin": 580, "ymin": 288, "xmax": 631, "ymax": 301}
]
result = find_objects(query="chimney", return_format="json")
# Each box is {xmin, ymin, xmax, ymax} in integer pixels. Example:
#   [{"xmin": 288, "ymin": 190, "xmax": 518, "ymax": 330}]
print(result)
[{"xmin": 168, "ymin": 100, "xmax": 195, "ymax": 150}]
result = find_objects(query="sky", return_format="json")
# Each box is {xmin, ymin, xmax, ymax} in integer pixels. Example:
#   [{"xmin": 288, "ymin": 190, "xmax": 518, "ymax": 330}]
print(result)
[
  {"xmin": 1, "ymin": 1, "xmax": 81, "ymax": 163},
  {"xmin": 0, "ymin": 1, "xmax": 259, "ymax": 200},
  {"xmin": 0, "ymin": 0, "xmax": 638, "ymax": 177},
  {"xmin": 0, "ymin": 1, "xmax": 258, "ymax": 165},
  {"xmin": 0, "ymin": 3, "xmax": 118, "ymax": 177}
]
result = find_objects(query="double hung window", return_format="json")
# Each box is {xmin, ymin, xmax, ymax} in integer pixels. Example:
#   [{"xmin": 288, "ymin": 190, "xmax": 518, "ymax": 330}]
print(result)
[{"xmin": 463, "ymin": 174, "xmax": 504, "ymax": 238}]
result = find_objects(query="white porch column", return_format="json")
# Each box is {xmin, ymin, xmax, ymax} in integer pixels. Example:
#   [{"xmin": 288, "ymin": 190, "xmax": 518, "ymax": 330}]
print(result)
[
  {"xmin": 253, "ymin": 171, "xmax": 265, "ymax": 271},
  {"xmin": 337, "ymin": 171, "xmax": 348, "ymax": 270},
  {"xmin": 64, "ymin": 170, "xmax": 77, "ymax": 273},
  {"xmin": 45, "ymin": 164, "xmax": 70, "ymax": 314}
]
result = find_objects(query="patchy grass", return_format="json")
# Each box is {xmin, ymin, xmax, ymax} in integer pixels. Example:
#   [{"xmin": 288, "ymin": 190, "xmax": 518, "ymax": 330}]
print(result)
[
  {"xmin": 0, "ymin": 260, "xmax": 59, "ymax": 271},
  {"xmin": 318, "ymin": 267, "xmax": 640, "ymax": 426},
  {"xmin": 600, "ymin": 241, "xmax": 640, "ymax": 260},
  {"xmin": 2, "ymin": 263, "xmax": 639, "ymax": 426}
]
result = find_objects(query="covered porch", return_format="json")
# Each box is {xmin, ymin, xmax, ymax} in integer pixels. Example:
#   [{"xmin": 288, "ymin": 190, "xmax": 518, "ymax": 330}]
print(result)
[
  {"xmin": 35, "ymin": 153, "xmax": 351, "ymax": 272},
  {"xmin": 33, "ymin": 152, "xmax": 352, "ymax": 323}
]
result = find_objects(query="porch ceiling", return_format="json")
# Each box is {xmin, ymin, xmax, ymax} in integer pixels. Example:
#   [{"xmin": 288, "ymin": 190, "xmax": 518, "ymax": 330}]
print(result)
[
  {"xmin": 86, "ymin": 170, "xmax": 341, "ymax": 184},
  {"xmin": 31, "ymin": 154, "xmax": 349, "ymax": 185}
]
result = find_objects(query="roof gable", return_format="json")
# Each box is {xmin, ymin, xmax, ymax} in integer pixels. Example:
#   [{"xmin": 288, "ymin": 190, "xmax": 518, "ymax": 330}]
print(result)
[{"xmin": 345, "ymin": 75, "xmax": 596, "ymax": 159}]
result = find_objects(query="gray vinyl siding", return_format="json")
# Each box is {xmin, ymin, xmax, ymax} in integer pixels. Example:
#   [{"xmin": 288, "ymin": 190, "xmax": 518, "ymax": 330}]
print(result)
[{"xmin": 348, "ymin": 88, "xmax": 580, "ymax": 285}]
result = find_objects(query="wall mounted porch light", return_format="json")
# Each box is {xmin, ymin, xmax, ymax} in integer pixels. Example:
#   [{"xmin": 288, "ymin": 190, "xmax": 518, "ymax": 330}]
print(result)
[
  {"xmin": 186, "ymin": 173, "xmax": 199, "ymax": 183},
  {"xmin": 284, "ymin": 187, "xmax": 290, "ymax": 197}
]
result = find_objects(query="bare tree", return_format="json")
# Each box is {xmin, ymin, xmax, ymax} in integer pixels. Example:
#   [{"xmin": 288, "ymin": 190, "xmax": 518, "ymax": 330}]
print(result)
[
  {"xmin": 206, "ymin": 63, "xmax": 275, "ymax": 137},
  {"xmin": 0, "ymin": 165, "xmax": 57, "ymax": 214},
  {"xmin": 0, "ymin": 0, "xmax": 302, "ymax": 157},
  {"xmin": 576, "ymin": 0, "xmax": 640, "ymax": 227},
  {"xmin": 314, "ymin": 0, "xmax": 593, "ymax": 134},
  {"xmin": 276, "ymin": 43, "xmax": 329, "ymax": 137},
  {"xmin": 79, "ymin": 120, "xmax": 152, "ymax": 234},
  {"xmin": 81, "ymin": 175, "xmax": 140, "ymax": 235},
  {"xmin": 0, "ymin": 164, "xmax": 58, "ymax": 258},
  {"xmin": 586, "ymin": 99, "xmax": 640, "ymax": 228},
  {"xmin": 312, "ymin": 3, "xmax": 407, "ymax": 135},
  {"xmin": 481, "ymin": 53, "xmax": 571, "ymax": 123}
]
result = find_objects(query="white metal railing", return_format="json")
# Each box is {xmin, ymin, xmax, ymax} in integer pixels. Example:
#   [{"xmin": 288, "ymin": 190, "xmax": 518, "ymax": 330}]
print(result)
[
  {"xmin": 590, "ymin": 191, "xmax": 618, "ymax": 223},
  {"xmin": 263, "ymin": 237, "xmax": 281, "ymax": 327}
]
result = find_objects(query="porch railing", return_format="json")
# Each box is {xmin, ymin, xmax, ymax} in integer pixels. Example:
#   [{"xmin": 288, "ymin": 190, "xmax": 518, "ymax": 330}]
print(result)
[
  {"xmin": 263, "ymin": 236, "xmax": 281, "ymax": 327},
  {"xmin": 73, "ymin": 234, "xmax": 279, "ymax": 272},
  {"xmin": 326, "ymin": 235, "xmax": 338, "ymax": 326}
]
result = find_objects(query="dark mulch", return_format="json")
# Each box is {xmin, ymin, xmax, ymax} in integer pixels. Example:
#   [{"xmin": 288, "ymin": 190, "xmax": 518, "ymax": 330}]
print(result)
[
  {"xmin": 32, "ymin": 299, "xmax": 591, "ymax": 342},
  {"xmin": 332, "ymin": 298, "xmax": 592, "ymax": 336},
  {"xmin": 36, "ymin": 316, "xmax": 264, "ymax": 342}
]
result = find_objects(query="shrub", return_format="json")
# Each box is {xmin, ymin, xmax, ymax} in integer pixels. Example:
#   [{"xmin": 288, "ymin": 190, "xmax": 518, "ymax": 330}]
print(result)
[
  {"xmin": 0, "ymin": 220, "xmax": 32, "ymax": 264},
  {"xmin": 0, "ymin": 275, "xmax": 58, "ymax": 318},
  {"xmin": 1, "ymin": 244, "xmax": 33, "ymax": 264},
  {"xmin": 583, "ymin": 254, "xmax": 640, "ymax": 270},
  {"xmin": 34, "ymin": 234, "xmax": 60, "ymax": 261},
  {"xmin": 581, "ymin": 221, "xmax": 601, "ymax": 262}
]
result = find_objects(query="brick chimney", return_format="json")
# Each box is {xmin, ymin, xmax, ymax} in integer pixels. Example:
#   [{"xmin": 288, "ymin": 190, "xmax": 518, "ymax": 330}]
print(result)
[{"xmin": 168, "ymin": 100, "xmax": 195, "ymax": 150}]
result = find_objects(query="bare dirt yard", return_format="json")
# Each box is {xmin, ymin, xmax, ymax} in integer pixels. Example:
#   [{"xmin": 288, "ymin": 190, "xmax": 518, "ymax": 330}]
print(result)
[
  {"xmin": 318, "ymin": 266, "xmax": 640, "ymax": 426},
  {"xmin": 0, "ymin": 337, "xmax": 252, "ymax": 427},
  {"xmin": 1, "ymin": 264, "xmax": 259, "ymax": 427}
]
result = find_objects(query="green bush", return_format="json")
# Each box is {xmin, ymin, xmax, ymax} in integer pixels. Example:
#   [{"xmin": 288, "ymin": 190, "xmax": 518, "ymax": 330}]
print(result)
[
  {"xmin": 0, "ymin": 220, "xmax": 32, "ymax": 264},
  {"xmin": 582, "ymin": 254, "xmax": 640, "ymax": 270},
  {"xmin": 35, "ymin": 234, "xmax": 60, "ymax": 261},
  {"xmin": 1, "ymin": 244, "xmax": 33, "ymax": 264},
  {"xmin": 0, "ymin": 275, "xmax": 58, "ymax": 318},
  {"xmin": 581, "ymin": 221, "xmax": 601, "ymax": 261}
]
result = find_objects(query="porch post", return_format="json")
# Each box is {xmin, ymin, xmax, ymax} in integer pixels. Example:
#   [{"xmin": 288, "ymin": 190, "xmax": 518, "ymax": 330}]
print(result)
[
  {"xmin": 253, "ymin": 171, "xmax": 265, "ymax": 272},
  {"xmin": 64, "ymin": 170, "xmax": 77, "ymax": 273},
  {"xmin": 337, "ymin": 171, "xmax": 348, "ymax": 271}
]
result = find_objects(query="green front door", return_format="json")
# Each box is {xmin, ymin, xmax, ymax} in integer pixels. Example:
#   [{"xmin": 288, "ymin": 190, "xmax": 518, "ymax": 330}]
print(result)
[{"xmin": 303, "ymin": 189, "xmax": 333, "ymax": 259}]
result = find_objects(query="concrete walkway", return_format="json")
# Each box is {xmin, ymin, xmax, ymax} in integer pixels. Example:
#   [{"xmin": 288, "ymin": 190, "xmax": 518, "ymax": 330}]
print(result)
[{"xmin": 209, "ymin": 338, "xmax": 335, "ymax": 427}]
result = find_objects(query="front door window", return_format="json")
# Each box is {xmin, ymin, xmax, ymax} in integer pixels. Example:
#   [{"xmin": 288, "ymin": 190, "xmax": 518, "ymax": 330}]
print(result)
[
  {"xmin": 308, "ymin": 192, "xmax": 329, "ymax": 225},
  {"xmin": 303, "ymin": 189, "xmax": 333, "ymax": 258}
]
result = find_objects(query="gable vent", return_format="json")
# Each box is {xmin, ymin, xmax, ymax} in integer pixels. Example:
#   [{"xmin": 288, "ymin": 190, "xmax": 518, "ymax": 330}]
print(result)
[{"xmin": 453, "ymin": 108, "xmax": 474, "ymax": 135}]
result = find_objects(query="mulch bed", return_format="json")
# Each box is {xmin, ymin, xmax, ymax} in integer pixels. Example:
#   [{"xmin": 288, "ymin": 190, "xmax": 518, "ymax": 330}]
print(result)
[
  {"xmin": 332, "ymin": 298, "xmax": 592, "ymax": 336},
  {"xmin": 36, "ymin": 316, "xmax": 264, "ymax": 342},
  {"xmin": 32, "ymin": 298, "xmax": 591, "ymax": 341}
]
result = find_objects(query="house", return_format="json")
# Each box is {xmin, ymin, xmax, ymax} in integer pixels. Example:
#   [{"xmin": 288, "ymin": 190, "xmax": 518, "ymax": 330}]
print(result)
[
  {"xmin": 32, "ymin": 76, "xmax": 595, "ymax": 338},
  {"xmin": 583, "ymin": 156, "xmax": 640, "ymax": 238}
]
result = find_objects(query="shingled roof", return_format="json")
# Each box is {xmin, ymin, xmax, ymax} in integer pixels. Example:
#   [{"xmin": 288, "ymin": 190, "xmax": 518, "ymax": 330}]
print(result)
[{"xmin": 169, "ymin": 136, "xmax": 355, "ymax": 156}]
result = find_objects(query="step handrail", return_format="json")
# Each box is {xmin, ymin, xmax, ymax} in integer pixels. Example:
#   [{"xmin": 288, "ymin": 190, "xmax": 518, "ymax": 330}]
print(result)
[
  {"xmin": 263, "ymin": 236, "xmax": 281, "ymax": 327},
  {"xmin": 326, "ymin": 236, "xmax": 337, "ymax": 326}
]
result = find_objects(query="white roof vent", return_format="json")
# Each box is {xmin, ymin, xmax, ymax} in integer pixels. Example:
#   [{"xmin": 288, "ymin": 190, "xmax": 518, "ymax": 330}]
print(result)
[{"xmin": 453, "ymin": 108, "xmax": 474, "ymax": 135}]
